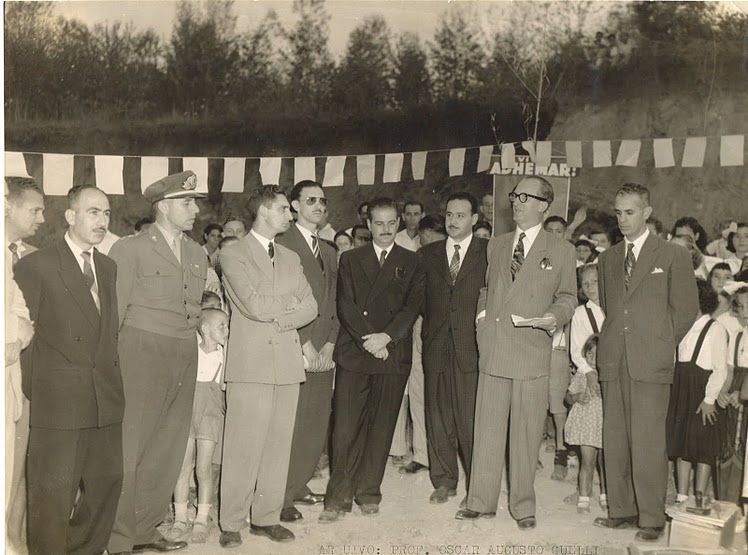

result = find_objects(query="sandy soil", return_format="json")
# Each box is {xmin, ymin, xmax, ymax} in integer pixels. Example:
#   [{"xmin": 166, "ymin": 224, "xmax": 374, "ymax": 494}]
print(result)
[{"xmin": 166, "ymin": 440, "xmax": 682, "ymax": 555}]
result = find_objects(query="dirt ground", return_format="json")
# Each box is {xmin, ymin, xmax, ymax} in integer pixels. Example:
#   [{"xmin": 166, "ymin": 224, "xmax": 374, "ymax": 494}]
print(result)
[{"xmin": 166, "ymin": 439, "xmax": 704, "ymax": 555}]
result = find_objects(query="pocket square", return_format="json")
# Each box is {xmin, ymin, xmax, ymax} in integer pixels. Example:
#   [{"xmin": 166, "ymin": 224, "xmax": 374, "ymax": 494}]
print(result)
[{"xmin": 651, "ymin": 267, "xmax": 664, "ymax": 274}]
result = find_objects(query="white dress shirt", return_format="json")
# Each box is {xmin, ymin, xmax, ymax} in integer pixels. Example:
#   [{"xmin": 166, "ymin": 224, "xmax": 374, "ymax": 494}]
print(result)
[
  {"xmin": 623, "ymin": 227, "xmax": 650, "ymax": 261},
  {"xmin": 511, "ymin": 223, "xmax": 543, "ymax": 255},
  {"xmin": 678, "ymin": 315, "xmax": 728, "ymax": 405},
  {"xmin": 64, "ymin": 232, "xmax": 100, "ymax": 309},
  {"xmin": 197, "ymin": 342, "xmax": 224, "ymax": 384},
  {"xmin": 445, "ymin": 234, "xmax": 473, "ymax": 274},
  {"xmin": 295, "ymin": 222, "xmax": 318, "ymax": 254},
  {"xmin": 250, "ymin": 229, "xmax": 274, "ymax": 256},
  {"xmin": 395, "ymin": 229, "xmax": 421, "ymax": 252},
  {"xmin": 373, "ymin": 242, "xmax": 393, "ymax": 263},
  {"xmin": 570, "ymin": 300, "xmax": 606, "ymax": 374}
]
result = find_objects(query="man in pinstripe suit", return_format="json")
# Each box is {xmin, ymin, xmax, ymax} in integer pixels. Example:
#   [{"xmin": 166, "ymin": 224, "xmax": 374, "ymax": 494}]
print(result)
[{"xmin": 456, "ymin": 177, "xmax": 577, "ymax": 529}]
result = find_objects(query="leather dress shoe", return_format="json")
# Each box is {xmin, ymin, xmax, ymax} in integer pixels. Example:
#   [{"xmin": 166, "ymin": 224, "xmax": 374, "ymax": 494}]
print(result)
[
  {"xmin": 635, "ymin": 527, "xmax": 664, "ymax": 542},
  {"xmin": 280, "ymin": 506, "xmax": 304, "ymax": 522},
  {"xmin": 430, "ymin": 486, "xmax": 457, "ymax": 504},
  {"xmin": 295, "ymin": 492, "xmax": 325, "ymax": 505},
  {"xmin": 318, "ymin": 508, "xmax": 344, "ymax": 523},
  {"xmin": 360, "ymin": 503, "xmax": 379, "ymax": 516},
  {"xmin": 250, "ymin": 524, "xmax": 295, "ymax": 542},
  {"xmin": 132, "ymin": 538, "xmax": 187, "ymax": 553},
  {"xmin": 517, "ymin": 516, "xmax": 537, "ymax": 530},
  {"xmin": 454, "ymin": 508, "xmax": 496, "ymax": 520},
  {"xmin": 108, "ymin": 552, "xmax": 132, "ymax": 555},
  {"xmin": 399, "ymin": 461, "xmax": 428, "ymax": 475},
  {"xmin": 593, "ymin": 516, "xmax": 638, "ymax": 529},
  {"xmin": 219, "ymin": 531, "xmax": 242, "ymax": 548}
]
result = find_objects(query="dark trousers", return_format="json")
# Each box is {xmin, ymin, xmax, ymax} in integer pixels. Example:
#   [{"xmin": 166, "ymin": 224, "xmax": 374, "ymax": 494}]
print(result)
[
  {"xmin": 284, "ymin": 370, "xmax": 334, "ymax": 509},
  {"xmin": 325, "ymin": 366, "xmax": 408, "ymax": 511},
  {"xmin": 108, "ymin": 327, "xmax": 197, "ymax": 553},
  {"xmin": 27, "ymin": 423, "xmax": 122, "ymax": 555},
  {"xmin": 424, "ymin": 356, "xmax": 478, "ymax": 491},
  {"xmin": 602, "ymin": 354, "xmax": 670, "ymax": 529}
]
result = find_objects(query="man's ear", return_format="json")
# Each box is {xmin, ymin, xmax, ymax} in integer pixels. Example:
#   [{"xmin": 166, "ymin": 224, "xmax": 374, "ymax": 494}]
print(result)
[{"xmin": 64, "ymin": 208, "xmax": 76, "ymax": 227}]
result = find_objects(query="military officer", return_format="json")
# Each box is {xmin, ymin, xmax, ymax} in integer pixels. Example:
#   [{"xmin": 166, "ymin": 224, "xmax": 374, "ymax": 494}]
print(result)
[{"xmin": 107, "ymin": 171, "xmax": 208, "ymax": 554}]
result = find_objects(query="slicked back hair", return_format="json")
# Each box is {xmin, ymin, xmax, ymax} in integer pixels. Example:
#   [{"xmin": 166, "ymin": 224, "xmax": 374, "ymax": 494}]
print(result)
[
  {"xmin": 616, "ymin": 182, "xmax": 650, "ymax": 206},
  {"xmin": 447, "ymin": 192, "xmax": 479, "ymax": 214},
  {"xmin": 247, "ymin": 184, "xmax": 284, "ymax": 222}
]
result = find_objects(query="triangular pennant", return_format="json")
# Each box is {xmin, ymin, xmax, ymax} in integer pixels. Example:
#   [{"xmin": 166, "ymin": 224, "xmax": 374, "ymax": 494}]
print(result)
[
  {"xmin": 42, "ymin": 153, "xmax": 74, "ymax": 195},
  {"xmin": 721, "ymin": 135, "xmax": 744, "ymax": 166},
  {"xmin": 411, "ymin": 151, "xmax": 427, "ymax": 180},
  {"xmin": 501, "ymin": 143, "xmax": 516, "ymax": 169},
  {"xmin": 653, "ymin": 138, "xmax": 675, "ymax": 168},
  {"xmin": 259, "ymin": 157, "xmax": 282, "ymax": 185},
  {"xmin": 140, "ymin": 156, "xmax": 169, "ymax": 193},
  {"xmin": 477, "ymin": 145, "xmax": 493, "ymax": 173},
  {"xmin": 448, "ymin": 148, "xmax": 466, "ymax": 177},
  {"xmin": 592, "ymin": 141, "xmax": 612, "ymax": 168},
  {"xmin": 535, "ymin": 141, "xmax": 552, "ymax": 167},
  {"xmin": 383, "ymin": 153, "xmax": 404, "ymax": 183},
  {"xmin": 357, "ymin": 155, "xmax": 376, "ymax": 185},
  {"xmin": 615, "ymin": 140, "xmax": 641, "ymax": 167},
  {"xmin": 323, "ymin": 156, "xmax": 345, "ymax": 187},
  {"xmin": 222, "ymin": 158, "xmax": 246, "ymax": 192},
  {"xmin": 294, "ymin": 157, "xmax": 316, "ymax": 182},
  {"xmin": 681, "ymin": 137, "xmax": 706, "ymax": 168},
  {"xmin": 5, "ymin": 152, "xmax": 32, "ymax": 178},
  {"xmin": 565, "ymin": 141, "xmax": 582, "ymax": 168},
  {"xmin": 94, "ymin": 155, "xmax": 124, "ymax": 195}
]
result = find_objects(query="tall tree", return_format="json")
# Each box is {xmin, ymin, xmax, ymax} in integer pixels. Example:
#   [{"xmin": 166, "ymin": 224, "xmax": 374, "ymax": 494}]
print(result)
[
  {"xmin": 334, "ymin": 15, "xmax": 394, "ymax": 114},
  {"xmin": 392, "ymin": 32, "xmax": 432, "ymax": 110}
]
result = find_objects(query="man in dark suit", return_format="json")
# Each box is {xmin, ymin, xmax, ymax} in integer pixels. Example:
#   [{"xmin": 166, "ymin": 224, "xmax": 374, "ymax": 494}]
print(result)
[
  {"xmin": 456, "ymin": 177, "xmax": 577, "ymax": 529},
  {"xmin": 319, "ymin": 197, "xmax": 425, "ymax": 522},
  {"xmin": 593, "ymin": 183, "xmax": 698, "ymax": 542},
  {"xmin": 276, "ymin": 180, "xmax": 339, "ymax": 522},
  {"xmin": 420, "ymin": 192, "xmax": 487, "ymax": 504},
  {"xmin": 14, "ymin": 185, "xmax": 125, "ymax": 555}
]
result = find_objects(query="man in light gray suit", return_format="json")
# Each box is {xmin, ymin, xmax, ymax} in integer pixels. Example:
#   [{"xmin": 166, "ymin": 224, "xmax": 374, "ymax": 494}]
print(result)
[
  {"xmin": 218, "ymin": 185, "xmax": 317, "ymax": 548},
  {"xmin": 456, "ymin": 176, "xmax": 577, "ymax": 529}
]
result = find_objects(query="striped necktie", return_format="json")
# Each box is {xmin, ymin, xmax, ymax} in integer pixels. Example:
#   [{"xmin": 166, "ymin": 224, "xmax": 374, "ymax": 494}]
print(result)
[
  {"xmin": 449, "ymin": 244, "xmax": 461, "ymax": 284},
  {"xmin": 511, "ymin": 232, "xmax": 526, "ymax": 281},
  {"xmin": 312, "ymin": 234, "xmax": 323, "ymax": 270},
  {"xmin": 80, "ymin": 251, "xmax": 100, "ymax": 313},
  {"xmin": 8, "ymin": 243, "xmax": 19, "ymax": 268},
  {"xmin": 624, "ymin": 243, "xmax": 636, "ymax": 289},
  {"xmin": 379, "ymin": 249, "xmax": 387, "ymax": 268},
  {"xmin": 268, "ymin": 242, "xmax": 275, "ymax": 265}
]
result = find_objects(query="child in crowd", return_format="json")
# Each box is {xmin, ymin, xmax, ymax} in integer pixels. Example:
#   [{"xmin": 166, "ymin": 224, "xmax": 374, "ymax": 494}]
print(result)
[
  {"xmin": 666, "ymin": 279, "xmax": 729, "ymax": 514},
  {"xmin": 171, "ymin": 307, "xmax": 229, "ymax": 542},
  {"xmin": 565, "ymin": 335, "xmax": 606, "ymax": 514}
]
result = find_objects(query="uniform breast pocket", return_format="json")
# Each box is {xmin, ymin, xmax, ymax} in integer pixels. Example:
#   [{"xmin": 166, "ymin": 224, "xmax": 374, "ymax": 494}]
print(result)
[
  {"xmin": 187, "ymin": 262, "xmax": 208, "ymax": 300},
  {"xmin": 139, "ymin": 266, "xmax": 178, "ymax": 300}
]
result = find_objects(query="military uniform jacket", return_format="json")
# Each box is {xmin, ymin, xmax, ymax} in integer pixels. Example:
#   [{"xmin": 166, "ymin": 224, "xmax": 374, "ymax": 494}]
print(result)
[
  {"xmin": 15, "ymin": 240, "xmax": 124, "ymax": 430},
  {"xmin": 108, "ymin": 225, "xmax": 207, "ymax": 339},
  {"xmin": 220, "ymin": 234, "xmax": 318, "ymax": 385},
  {"xmin": 420, "ymin": 237, "xmax": 488, "ymax": 374},
  {"xmin": 334, "ymin": 243, "xmax": 425, "ymax": 375}
]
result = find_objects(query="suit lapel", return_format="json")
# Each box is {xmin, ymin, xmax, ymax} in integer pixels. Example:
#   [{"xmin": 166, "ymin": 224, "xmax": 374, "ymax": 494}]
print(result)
[
  {"xmin": 291, "ymin": 226, "xmax": 325, "ymax": 285},
  {"xmin": 365, "ymin": 244, "xmax": 401, "ymax": 305},
  {"xmin": 245, "ymin": 234, "xmax": 274, "ymax": 279},
  {"xmin": 358, "ymin": 244, "xmax": 381, "ymax": 289},
  {"xmin": 508, "ymin": 230, "xmax": 548, "ymax": 295},
  {"xmin": 57, "ymin": 242, "xmax": 100, "ymax": 331},
  {"xmin": 431, "ymin": 240, "xmax": 452, "ymax": 285},
  {"xmin": 608, "ymin": 242, "xmax": 626, "ymax": 300},
  {"xmin": 454, "ymin": 237, "xmax": 481, "ymax": 285},
  {"xmin": 627, "ymin": 234, "xmax": 660, "ymax": 297},
  {"xmin": 148, "ymin": 227, "xmax": 182, "ymax": 269}
]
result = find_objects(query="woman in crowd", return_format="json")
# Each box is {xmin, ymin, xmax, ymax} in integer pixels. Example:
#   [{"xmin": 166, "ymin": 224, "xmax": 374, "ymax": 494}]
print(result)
[{"xmin": 725, "ymin": 223, "xmax": 748, "ymax": 275}]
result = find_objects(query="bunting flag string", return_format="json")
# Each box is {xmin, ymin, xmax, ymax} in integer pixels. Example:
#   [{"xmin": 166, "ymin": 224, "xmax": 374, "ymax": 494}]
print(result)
[{"xmin": 5, "ymin": 133, "xmax": 744, "ymax": 195}]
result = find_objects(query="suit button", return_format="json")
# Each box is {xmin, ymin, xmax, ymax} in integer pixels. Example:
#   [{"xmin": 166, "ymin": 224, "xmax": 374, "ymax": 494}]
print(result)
[
  {"xmin": 75, "ymin": 337, "xmax": 81, "ymax": 341},
  {"xmin": 495, "ymin": 318, "xmax": 500, "ymax": 322},
  {"xmin": 187, "ymin": 315, "xmax": 191, "ymax": 320},
  {"xmin": 184, "ymin": 284, "xmax": 187, "ymax": 289},
  {"xmin": 268, "ymin": 340, "xmax": 272, "ymax": 345},
  {"xmin": 183, "ymin": 300, "xmax": 187, "ymax": 305},
  {"xmin": 363, "ymin": 311, "xmax": 368, "ymax": 316}
]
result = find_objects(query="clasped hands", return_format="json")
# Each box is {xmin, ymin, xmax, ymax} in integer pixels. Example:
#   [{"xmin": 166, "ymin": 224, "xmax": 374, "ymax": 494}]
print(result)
[
  {"xmin": 361, "ymin": 332, "xmax": 392, "ymax": 360},
  {"xmin": 302, "ymin": 341, "xmax": 335, "ymax": 372}
]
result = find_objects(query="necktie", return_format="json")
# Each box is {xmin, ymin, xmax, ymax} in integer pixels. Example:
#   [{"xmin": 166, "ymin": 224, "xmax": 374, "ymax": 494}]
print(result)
[
  {"xmin": 80, "ymin": 251, "xmax": 100, "ymax": 312},
  {"xmin": 379, "ymin": 249, "xmax": 387, "ymax": 268},
  {"xmin": 172, "ymin": 236, "xmax": 181, "ymax": 264},
  {"xmin": 625, "ymin": 243, "xmax": 636, "ymax": 289},
  {"xmin": 268, "ymin": 242, "xmax": 275, "ymax": 265},
  {"xmin": 312, "ymin": 234, "xmax": 324, "ymax": 270},
  {"xmin": 8, "ymin": 243, "xmax": 19, "ymax": 268},
  {"xmin": 511, "ymin": 232, "xmax": 526, "ymax": 281},
  {"xmin": 449, "ymin": 244, "xmax": 461, "ymax": 284}
]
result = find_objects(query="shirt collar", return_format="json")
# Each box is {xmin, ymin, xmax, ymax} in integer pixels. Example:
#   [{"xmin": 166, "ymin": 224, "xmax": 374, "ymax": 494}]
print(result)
[
  {"xmin": 624, "ymin": 227, "xmax": 650, "ymax": 254},
  {"xmin": 250, "ymin": 229, "xmax": 273, "ymax": 252},
  {"xmin": 373, "ymin": 242, "xmax": 393, "ymax": 260},
  {"xmin": 7, "ymin": 239, "xmax": 26, "ymax": 255},
  {"xmin": 153, "ymin": 221, "xmax": 182, "ymax": 247},
  {"xmin": 585, "ymin": 299, "xmax": 602, "ymax": 310},
  {"xmin": 515, "ymin": 222, "xmax": 543, "ymax": 247},
  {"xmin": 446, "ymin": 234, "xmax": 473, "ymax": 253},
  {"xmin": 295, "ymin": 222, "xmax": 317, "ymax": 249},
  {"xmin": 64, "ymin": 232, "xmax": 94, "ymax": 263}
]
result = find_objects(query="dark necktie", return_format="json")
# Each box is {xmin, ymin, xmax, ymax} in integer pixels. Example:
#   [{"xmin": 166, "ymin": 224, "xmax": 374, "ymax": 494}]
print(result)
[
  {"xmin": 379, "ymin": 249, "xmax": 387, "ymax": 268},
  {"xmin": 80, "ymin": 251, "xmax": 100, "ymax": 312},
  {"xmin": 268, "ymin": 242, "xmax": 275, "ymax": 265},
  {"xmin": 312, "ymin": 234, "xmax": 324, "ymax": 270},
  {"xmin": 511, "ymin": 232, "xmax": 526, "ymax": 281},
  {"xmin": 8, "ymin": 243, "xmax": 19, "ymax": 268},
  {"xmin": 625, "ymin": 243, "xmax": 636, "ymax": 289},
  {"xmin": 449, "ymin": 244, "xmax": 461, "ymax": 284}
]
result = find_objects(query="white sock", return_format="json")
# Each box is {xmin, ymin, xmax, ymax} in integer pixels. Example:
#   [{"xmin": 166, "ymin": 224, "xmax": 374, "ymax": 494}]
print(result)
[
  {"xmin": 174, "ymin": 502, "xmax": 188, "ymax": 523},
  {"xmin": 578, "ymin": 496, "xmax": 591, "ymax": 504},
  {"xmin": 599, "ymin": 493, "xmax": 607, "ymax": 500},
  {"xmin": 676, "ymin": 493, "xmax": 688, "ymax": 503},
  {"xmin": 195, "ymin": 503, "xmax": 211, "ymax": 524}
]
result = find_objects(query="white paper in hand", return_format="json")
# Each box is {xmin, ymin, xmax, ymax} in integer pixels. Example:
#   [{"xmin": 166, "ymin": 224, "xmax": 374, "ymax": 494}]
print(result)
[{"xmin": 511, "ymin": 314, "xmax": 555, "ymax": 328}]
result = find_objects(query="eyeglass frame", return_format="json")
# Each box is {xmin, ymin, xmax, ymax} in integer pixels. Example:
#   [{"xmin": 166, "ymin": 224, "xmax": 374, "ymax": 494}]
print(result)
[
  {"xmin": 508, "ymin": 191, "xmax": 548, "ymax": 204},
  {"xmin": 301, "ymin": 196, "xmax": 328, "ymax": 206}
]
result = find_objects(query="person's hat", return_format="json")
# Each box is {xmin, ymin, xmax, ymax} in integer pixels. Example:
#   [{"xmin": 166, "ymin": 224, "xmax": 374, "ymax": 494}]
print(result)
[{"xmin": 144, "ymin": 171, "xmax": 207, "ymax": 204}]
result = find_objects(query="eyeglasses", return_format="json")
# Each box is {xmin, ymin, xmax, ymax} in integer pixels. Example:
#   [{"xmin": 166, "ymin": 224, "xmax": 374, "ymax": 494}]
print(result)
[
  {"xmin": 302, "ymin": 196, "xmax": 328, "ymax": 206},
  {"xmin": 509, "ymin": 192, "xmax": 548, "ymax": 204}
]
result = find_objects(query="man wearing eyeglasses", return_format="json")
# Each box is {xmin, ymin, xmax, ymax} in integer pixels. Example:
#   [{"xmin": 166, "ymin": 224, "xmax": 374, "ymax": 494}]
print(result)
[
  {"xmin": 456, "ymin": 176, "xmax": 577, "ymax": 530},
  {"xmin": 276, "ymin": 181, "xmax": 339, "ymax": 523}
]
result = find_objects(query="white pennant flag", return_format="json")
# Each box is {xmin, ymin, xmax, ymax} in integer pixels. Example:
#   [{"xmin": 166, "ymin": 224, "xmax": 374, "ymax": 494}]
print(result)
[
  {"xmin": 521, "ymin": 141, "xmax": 536, "ymax": 162},
  {"xmin": 294, "ymin": 157, "xmax": 316, "ymax": 182},
  {"xmin": 222, "ymin": 158, "xmax": 245, "ymax": 193},
  {"xmin": 653, "ymin": 139, "xmax": 675, "ymax": 168},
  {"xmin": 411, "ymin": 152, "xmax": 427, "ymax": 180},
  {"xmin": 43, "ymin": 153, "xmax": 74, "ymax": 195},
  {"xmin": 357, "ymin": 155, "xmax": 376, "ymax": 185},
  {"xmin": 501, "ymin": 143, "xmax": 516, "ymax": 169},
  {"xmin": 383, "ymin": 153, "xmax": 404, "ymax": 183},
  {"xmin": 592, "ymin": 141, "xmax": 612, "ymax": 168},
  {"xmin": 323, "ymin": 156, "xmax": 345, "ymax": 187},
  {"xmin": 259, "ymin": 157, "xmax": 282, "ymax": 185},
  {"xmin": 615, "ymin": 140, "xmax": 641, "ymax": 167},
  {"xmin": 5, "ymin": 152, "xmax": 32, "ymax": 178},
  {"xmin": 721, "ymin": 135, "xmax": 744, "ymax": 166},
  {"xmin": 94, "ymin": 155, "xmax": 124, "ymax": 194},
  {"xmin": 565, "ymin": 141, "xmax": 582, "ymax": 168},
  {"xmin": 681, "ymin": 138, "xmax": 706, "ymax": 168},
  {"xmin": 141, "ymin": 156, "xmax": 169, "ymax": 193},
  {"xmin": 183, "ymin": 157, "xmax": 209, "ymax": 193},
  {"xmin": 448, "ymin": 148, "xmax": 466, "ymax": 177},
  {"xmin": 477, "ymin": 145, "xmax": 493, "ymax": 173},
  {"xmin": 535, "ymin": 141, "xmax": 552, "ymax": 168}
]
